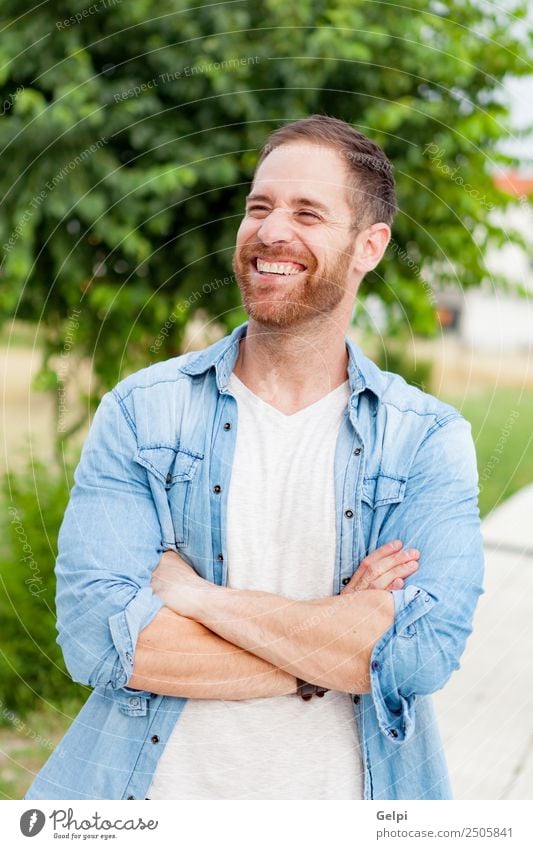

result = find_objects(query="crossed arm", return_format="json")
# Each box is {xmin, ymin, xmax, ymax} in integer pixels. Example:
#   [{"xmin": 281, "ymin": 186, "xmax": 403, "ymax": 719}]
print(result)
[
  {"xmin": 127, "ymin": 542, "xmax": 419, "ymax": 699},
  {"xmin": 57, "ymin": 392, "xmax": 482, "ymax": 720}
]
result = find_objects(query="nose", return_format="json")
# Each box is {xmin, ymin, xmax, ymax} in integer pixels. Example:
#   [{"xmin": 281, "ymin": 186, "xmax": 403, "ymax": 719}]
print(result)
[{"xmin": 256, "ymin": 208, "xmax": 294, "ymax": 245}]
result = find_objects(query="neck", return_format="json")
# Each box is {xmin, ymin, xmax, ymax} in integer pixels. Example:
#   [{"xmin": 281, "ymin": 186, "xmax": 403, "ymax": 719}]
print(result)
[{"xmin": 232, "ymin": 314, "xmax": 351, "ymax": 414}]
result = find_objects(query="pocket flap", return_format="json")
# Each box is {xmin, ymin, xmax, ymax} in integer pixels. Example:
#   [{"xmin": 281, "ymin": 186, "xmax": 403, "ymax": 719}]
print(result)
[
  {"xmin": 136, "ymin": 446, "xmax": 203, "ymax": 485},
  {"xmin": 362, "ymin": 474, "xmax": 406, "ymax": 508}
]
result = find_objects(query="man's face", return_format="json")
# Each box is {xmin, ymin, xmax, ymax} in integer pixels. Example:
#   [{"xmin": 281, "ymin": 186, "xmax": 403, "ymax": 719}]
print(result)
[{"xmin": 232, "ymin": 142, "xmax": 360, "ymax": 329}]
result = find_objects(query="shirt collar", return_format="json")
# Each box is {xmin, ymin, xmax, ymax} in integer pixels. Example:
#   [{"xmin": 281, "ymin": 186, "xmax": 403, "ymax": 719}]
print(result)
[{"xmin": 179, "ymin": 320, "xmax": 384, "ymax": 400}]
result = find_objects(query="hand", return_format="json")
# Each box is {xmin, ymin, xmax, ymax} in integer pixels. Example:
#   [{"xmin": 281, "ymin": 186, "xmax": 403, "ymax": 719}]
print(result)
[
  {"xmin": 150, "ymin": 550, "xmax": 212, "ymax": 617},
  {"xmin": 340, "ymin": 540, "xmax": 419, "ymax": 594}
]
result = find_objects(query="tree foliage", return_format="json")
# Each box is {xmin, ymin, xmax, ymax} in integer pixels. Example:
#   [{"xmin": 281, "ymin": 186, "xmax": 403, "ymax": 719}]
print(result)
[{"xmin": 0, "ymin": 0, "xmax": 531, "ymax": 398}]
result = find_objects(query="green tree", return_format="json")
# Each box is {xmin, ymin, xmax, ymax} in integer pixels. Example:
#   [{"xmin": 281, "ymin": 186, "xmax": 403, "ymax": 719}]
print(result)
[
  {"xmin": 0, "ymin": 0, "xmax": 531, "ymax": 404},
  {"xmin": 0, "ymin": 0, "xmax": 531, "ymax": 721}
]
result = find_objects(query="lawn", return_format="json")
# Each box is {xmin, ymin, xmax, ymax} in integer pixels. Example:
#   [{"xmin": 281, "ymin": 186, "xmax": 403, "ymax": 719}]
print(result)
[
  {"xmin": 0, "ymin": 697, "xmax": 86, "ymax": 800},
  {"xmin": 441, "ymin": 387, "xmax": 533, "ymax": 518}
]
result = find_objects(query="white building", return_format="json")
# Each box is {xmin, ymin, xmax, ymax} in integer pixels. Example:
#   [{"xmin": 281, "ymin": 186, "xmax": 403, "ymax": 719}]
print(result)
[{"xmin": 438, "ymin": 172, "xmax": 533, "ymax": 352}]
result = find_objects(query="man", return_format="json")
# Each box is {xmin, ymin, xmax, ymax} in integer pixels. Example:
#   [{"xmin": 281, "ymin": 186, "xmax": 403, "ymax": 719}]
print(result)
[{"xmin": 25, "ymin": 114, "xmax": 484, "ymax": 801}]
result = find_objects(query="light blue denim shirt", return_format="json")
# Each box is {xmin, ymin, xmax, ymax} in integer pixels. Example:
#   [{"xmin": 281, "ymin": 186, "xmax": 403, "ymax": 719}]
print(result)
[{"xmin": 25, "ymin": 321, "xmax": 484, "ymax": 800}]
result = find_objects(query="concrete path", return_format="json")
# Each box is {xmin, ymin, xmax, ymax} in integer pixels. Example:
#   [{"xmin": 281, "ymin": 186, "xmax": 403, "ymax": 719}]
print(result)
[{"xmin": 434, "ymin": 486, "xmax": 533, "ymax": 799}]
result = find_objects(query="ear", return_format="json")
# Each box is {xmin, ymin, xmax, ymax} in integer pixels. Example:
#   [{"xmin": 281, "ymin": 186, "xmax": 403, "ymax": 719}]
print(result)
[{"xmin": 351, "ymin": 223, "xmax": 391, "ymax": 274}]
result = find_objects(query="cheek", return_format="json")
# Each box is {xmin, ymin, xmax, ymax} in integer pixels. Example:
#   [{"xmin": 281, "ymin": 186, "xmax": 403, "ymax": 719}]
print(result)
[
  {"xmin": 302, "ymin": 232, "xmax": 327, "ymax": 260},
  {"xmin": 236, "ymin": 218, "xmax": 257, "ymax": 246}
]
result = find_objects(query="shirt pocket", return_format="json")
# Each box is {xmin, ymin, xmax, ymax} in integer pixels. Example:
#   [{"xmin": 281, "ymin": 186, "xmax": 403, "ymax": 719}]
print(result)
[
  {"xmin": 360, "ymin": 472, "xmax": 407, "ymax": 557},
  {"xmin": 136, "ymin": 446, "xmax": 203, "ymax": 548}
]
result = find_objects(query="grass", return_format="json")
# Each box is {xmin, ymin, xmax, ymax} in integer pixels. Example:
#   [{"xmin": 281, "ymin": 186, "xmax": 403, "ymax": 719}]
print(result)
[
  {"xmin": 0, "ymin": 697, "xmax": 86, "ymax": 799},
  {"xmin": 441, "ymin": 387, "xmax": 533, "ymax": 518}
]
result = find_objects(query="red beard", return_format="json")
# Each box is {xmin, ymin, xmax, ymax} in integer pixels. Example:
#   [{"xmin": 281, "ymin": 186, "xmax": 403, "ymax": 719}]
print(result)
[{"xmin": 232, "ymin": 243, "xmax": 352, "ymax": 328}]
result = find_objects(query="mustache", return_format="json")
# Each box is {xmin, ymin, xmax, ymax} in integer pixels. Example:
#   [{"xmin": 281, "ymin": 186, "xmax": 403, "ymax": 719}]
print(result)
[{"xmin": 238, "ymin": 245, "xmax": 312, "ymax": 265}]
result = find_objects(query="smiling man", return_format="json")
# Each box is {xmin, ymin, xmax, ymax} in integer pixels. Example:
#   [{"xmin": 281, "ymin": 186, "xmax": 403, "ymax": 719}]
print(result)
[{"xmin": 25, "ymin": 115, "xmax": 484, "ymax": 801}]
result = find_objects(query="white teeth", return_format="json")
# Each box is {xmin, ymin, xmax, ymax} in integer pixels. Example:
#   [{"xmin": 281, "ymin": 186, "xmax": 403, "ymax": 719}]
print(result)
[{"xmin": 256, "ymin": 259, "xmax": 304, "ymax": 275}]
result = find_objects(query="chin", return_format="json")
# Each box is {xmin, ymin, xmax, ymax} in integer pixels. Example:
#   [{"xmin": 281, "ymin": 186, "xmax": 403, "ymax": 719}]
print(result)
[{"xmin": 245, "ymin": 300, "xmax": 316, "ymax": 329}]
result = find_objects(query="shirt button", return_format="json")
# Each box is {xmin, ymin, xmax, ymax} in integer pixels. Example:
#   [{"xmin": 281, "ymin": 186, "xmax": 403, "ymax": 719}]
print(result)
[
  {"xmin": 125, "ymin": 652, "xmax": 133, "ymax": 664},
  {"xmin": 371, "ymin": 660, "xmax": 380, "ymax": 672},
  {"xmin": 165, "ymin": 472, "xmax": 172, "ymax": 484},
  {"xmin": 390, "ymin": 728, "xmax": 399, "ymax": 738},
  {"xmin": 151, "ymin": 735, "xmax": 160, "ymax": 744},
  {"xmin": 129, "ymin": 697, "xmax": 140, "ymax": 707},
  {"xmin": 352, "ymin": 694, "xmax": 360, "ymax": 704},
  {"xmin": 213, "ymin": 484, "xmax": 222, "ymax": 494},
  {"xmin": 354, "ymin": 448, "xmax": 361, "ymax": 456},
  {"xmin": 217, "ymin": 553, "xmax": 224, "ymax": 561},
  {"xmin": 223, "ymin": 422, "xmax": 231, "ymax": 430},
  {"xmin": 344, "ymin": 509, "xmax": 354, "ymax": 518},
  {"xmin": 342, "ymin": 576, "xmax": 351, "ymax": 586}
]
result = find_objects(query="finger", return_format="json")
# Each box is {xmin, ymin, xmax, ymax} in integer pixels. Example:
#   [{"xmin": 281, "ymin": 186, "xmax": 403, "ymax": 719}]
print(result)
[
  {"xmin": 358, "ymin": 546, "xmax": 420, "ymax": 580},
  {"xmin": 361, "ymin": 539, "xmax": 403, "ymax": 567},
  {"xmin": 341, "ymin": 570, "xmax": 407, "ymax": 594},
  {"xmin": 342, "ymin": 545, "xmax": 421, "ymax": 593},
  {"xmin": 366, "ymin": 559, "xmax": 419, "ymax": 591}
]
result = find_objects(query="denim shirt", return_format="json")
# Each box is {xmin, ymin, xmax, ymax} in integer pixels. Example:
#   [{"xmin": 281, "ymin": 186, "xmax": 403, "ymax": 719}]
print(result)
[{"xmin": 25, "ymin": 321, "xmax": 484, "ymax": 801}]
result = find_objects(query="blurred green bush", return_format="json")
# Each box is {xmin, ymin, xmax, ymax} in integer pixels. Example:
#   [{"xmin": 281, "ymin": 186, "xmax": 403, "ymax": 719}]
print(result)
[
  {"xmin": 0, "ymin": 462, "xmax": 87, "ymax": 723},
  {"xmin": 376, "ymin": 346, "xmax": 434, "ymax": 393}
]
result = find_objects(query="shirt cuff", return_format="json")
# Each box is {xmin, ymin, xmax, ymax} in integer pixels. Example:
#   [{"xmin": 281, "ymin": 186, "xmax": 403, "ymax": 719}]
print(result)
[
  {"xmin": 107, "ymin": 586, "xmax": 165, "ymax": 689},
  {"xmin": 369, "ymin": 584, "xmax": 436, "ymax": 744}
]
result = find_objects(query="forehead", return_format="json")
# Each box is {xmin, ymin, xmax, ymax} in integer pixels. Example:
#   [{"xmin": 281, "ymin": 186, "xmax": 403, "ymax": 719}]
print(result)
[{"xmin": 251, "ymin": 142, "xmax": 351, "ymax": 208}]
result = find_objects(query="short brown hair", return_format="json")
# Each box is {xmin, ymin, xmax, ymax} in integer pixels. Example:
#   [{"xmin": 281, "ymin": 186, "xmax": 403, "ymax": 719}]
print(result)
[{"xmin": 256, "ymin": 114, "xmax": 398, "ymax": 230}]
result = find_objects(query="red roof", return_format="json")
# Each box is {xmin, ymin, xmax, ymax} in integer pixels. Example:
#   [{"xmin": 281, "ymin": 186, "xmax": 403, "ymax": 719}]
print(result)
[{"xmin": 493, "ymin": 171, "xmax": 533, "ymax": 197}]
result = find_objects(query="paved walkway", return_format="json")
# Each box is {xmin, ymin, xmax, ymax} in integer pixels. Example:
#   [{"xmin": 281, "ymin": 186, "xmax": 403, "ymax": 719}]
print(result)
[{"xmin": 434, "ymin": 485, "xmax": 533, "ymax": 799}]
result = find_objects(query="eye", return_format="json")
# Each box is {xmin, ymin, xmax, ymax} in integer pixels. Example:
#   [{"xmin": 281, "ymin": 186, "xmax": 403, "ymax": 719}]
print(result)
[
  {"xmin": 297, "ymin": 210, "xmax": 320, "ymax": 221},
  {"xmin": 246, "ymin": 205, "xmax": 269, "ymax": 215}
]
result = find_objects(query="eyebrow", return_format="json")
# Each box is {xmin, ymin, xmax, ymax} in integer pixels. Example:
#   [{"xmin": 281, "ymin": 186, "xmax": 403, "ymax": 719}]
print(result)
[{"xmin": 245, "ymin": 193, "xmax": 332, "ymax": 215}]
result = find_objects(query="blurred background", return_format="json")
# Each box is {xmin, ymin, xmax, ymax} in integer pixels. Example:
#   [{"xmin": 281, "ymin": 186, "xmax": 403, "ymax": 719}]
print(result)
[{"xmin": 0, "ymin": 0, "xmax": 532, "ymax": 800}]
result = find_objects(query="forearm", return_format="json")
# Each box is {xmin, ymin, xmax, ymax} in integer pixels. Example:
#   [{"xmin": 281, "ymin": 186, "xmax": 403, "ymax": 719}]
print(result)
[
  {"xmin": 164, "ymin": 584, "xmax": 395, "ymax": 693},
  {"xmin": 127, "ymin": 605, "xmax": 297, "ymax": 699}
]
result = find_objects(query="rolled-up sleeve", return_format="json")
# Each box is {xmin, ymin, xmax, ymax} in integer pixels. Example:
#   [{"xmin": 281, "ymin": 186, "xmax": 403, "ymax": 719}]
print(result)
[
  {"xmin": 368, "ymin": 414, "xmax": 485, "ymax": 744},
  {"xmin": 55, "ymin": 389, "xmax": 165, "ymax": 690}
]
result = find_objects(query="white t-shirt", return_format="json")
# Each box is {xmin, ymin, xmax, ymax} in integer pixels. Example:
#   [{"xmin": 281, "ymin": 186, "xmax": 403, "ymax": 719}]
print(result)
[{"xmin": 147, "ymin": 372, "xmax": 364, "ymax": 799}]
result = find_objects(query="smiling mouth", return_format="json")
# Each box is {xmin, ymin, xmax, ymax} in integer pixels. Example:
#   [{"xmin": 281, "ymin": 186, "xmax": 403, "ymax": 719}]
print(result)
[{"xmin": 251, "ymin": 256, "xmax": 308, "ymax": 276}]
